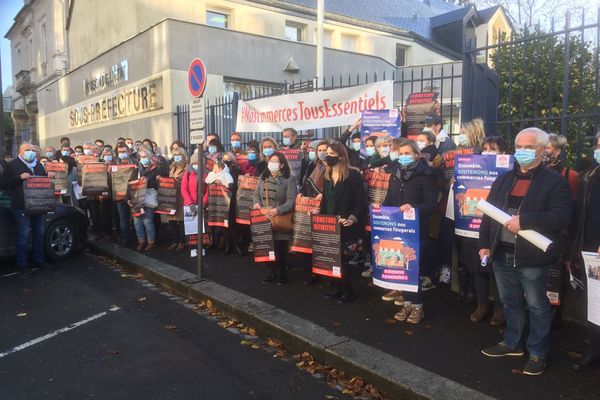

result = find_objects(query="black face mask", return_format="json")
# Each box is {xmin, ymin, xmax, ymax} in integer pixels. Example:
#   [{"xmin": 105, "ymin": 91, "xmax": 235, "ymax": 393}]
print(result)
[{"xmin": 325, "ymin": 156, "xmax": 339, "ymax": 167}]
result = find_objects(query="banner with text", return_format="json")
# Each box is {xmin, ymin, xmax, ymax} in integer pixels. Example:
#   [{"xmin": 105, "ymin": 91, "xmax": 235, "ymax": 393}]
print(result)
[
  {"xmin": 360, "ymin": 109, "xmax": 401, "ymax": 143},
  {"xmin": 207, "ymin": 184, "xmax": 231, "ymax": 227},
  {"xmin": 370, "ymin": 206, "xmax": 420, "ymax": 292},
  {"xmin": 236, "ymin": 81, "xmax": 393, "ymax": 132}
]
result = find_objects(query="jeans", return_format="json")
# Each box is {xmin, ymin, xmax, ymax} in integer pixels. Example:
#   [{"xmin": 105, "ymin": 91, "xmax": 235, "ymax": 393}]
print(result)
[
  {"xmin": 493, "ymin": 250, "xmax": 552, "ymax": 358},
  {"xmin": 133, "ymin": 207, "xmax": 156, "ymax": 242},
  {"xmin": 116, "ymin": 201, "xmax": 131, "ymax": 244},
  {"xmin": 12, "ymin": 209, "xmax": 45, "ymax": 267}
]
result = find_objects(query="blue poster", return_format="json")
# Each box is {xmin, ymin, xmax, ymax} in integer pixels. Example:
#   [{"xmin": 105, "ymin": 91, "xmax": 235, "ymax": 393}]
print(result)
[
  {"xmin": 360, "ymin": 109, "xmax": 401, "ymax": 143},
  {"xmin": 370, "ymin": 206, "xmax": 420, "ymax": 293},
  {"xmin": 453, "ymin": 154, "xmax": 514, "ymax": 238}
]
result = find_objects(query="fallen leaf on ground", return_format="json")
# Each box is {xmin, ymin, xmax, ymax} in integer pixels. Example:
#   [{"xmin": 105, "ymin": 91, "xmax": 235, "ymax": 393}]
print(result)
[
  {"xmin": 17, "ymin": 312, "xmax": 27, "ymax": 317},
  {"xmin": 267, "ymin": 338, "xmax": 284, "ymax": 349},
  {"xmin": 165, "ymin": 325, "xmax": 177, "ymax": 330},
  {"xmin": 332, "ymin": 321, "xmax": 342, "ymax": 327},
  {"xmin": 248, "ymin": 327, "xmax": 257, "ymax": 336},
  {"xmin": 206, "ymin": 299, "xmax": 214, "ymax": 310},
  {"xmin": 137, "ymin": 297, "xmax": 147, "ymax": 302},
  {"xmin": 384, "ymin": 318, "xmax": 398, "ymax": 324},
  {"xmin": 404, "ymin": 330, "xmax": 414, "ymax": 336},
  {"xmin": 251, "ymin": 344, "xmax": 261, "ymax": 349},
  {"xmin": 511, "ymin": 368, "xmax": 524, "ymax": 375},
  {"xmin": 423, "ymin": 324, "xmax": 432, "ymax": 329},
  {"xmin": 324, "ymin": 396, "xmax": 338, "ymax": 400}
]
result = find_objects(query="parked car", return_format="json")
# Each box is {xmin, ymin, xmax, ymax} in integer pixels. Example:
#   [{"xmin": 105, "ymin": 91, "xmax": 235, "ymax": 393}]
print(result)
[{"xmin": 0, "ymin": 204, "xmax": 89, "ymax": 261}]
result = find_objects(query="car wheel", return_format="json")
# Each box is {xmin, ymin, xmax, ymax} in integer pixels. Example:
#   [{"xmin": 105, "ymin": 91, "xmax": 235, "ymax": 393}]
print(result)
[{"xmin": 45, "ymin": 219, "xmax": 75, "ymax": 260}]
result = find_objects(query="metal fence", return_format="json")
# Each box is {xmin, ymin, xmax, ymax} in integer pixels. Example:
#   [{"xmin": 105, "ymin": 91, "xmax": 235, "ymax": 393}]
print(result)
[{"xmin": 465, "ymin": 8, "xmax": 600, "ymax": 166}]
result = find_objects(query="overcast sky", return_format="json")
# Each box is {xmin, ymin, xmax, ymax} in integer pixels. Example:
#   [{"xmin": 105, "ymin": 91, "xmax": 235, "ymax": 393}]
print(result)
[{"xmin": 1, "ymin": 0, "xmax": 23, "ymax": 93}]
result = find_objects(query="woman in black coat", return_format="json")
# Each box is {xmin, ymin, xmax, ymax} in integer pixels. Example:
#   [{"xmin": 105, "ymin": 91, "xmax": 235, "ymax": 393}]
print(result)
[
  {"xmin": 381, "ymin": 138, "xmax": 438, "ymax": 324},
  {"xmin": 317, "ymin": 142, "xmax": 366, "ymax": 303}
]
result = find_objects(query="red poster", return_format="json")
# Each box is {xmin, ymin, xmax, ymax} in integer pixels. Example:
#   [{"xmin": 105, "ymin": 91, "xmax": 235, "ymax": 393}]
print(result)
[{"xmin": 311, "ymin": 214, "xmax": 342, "ymax": 279}]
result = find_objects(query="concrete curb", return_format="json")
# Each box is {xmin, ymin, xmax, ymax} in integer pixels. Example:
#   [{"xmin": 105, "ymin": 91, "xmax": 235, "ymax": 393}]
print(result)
[{"xmin": 87, "ymin": 240, "xmax": 495, "ymax": 400}]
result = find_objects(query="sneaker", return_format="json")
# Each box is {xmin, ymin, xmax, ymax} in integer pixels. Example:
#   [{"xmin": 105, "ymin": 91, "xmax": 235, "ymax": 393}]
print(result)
[
  {"xmin": 420, "ymin": 276, "xmax": 437, "ymax": 292},
  {"xmin": 481, "ymin": 342, "xmax": 525, "ymax": 357},
  {"xmin": 438, "ymin": 265, "xmax": 451, "ymax": 284},
  {"xmin": 523, "ymin": 355, "xmax": 547, "ymax": 376},
  {"xmin": 381, "ymin": 290, "xmax": 402, "ymax": 301},
  {"xmin": 393, "ymin": 304, "xmax": 413, "ymax": 322},
  {"xmin": 407, "ymin": 305, "xmax": 424, "ymax": 324},
  {"xmin": 361, "ymin": 266, "xmax": 373, "ymax": 278},
  {"xmin": 394, "ymin": 295, "xmax": 405, "ymax": 306}
]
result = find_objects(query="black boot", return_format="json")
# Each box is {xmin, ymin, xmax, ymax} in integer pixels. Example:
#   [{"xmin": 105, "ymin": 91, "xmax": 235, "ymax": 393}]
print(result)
[
  {"xmin": 572, "ymin": 351, "xmax": 599, "ymax": 372},
  {"xmin": 337, "ymin": 288, "xmax": 355, "ymax": 304}
]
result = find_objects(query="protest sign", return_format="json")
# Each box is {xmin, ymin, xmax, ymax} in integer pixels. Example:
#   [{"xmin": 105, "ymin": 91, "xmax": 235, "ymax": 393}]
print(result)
[
  {"xmin": 155, "ymin": 177, "xmax": 179, "ymax": 215},
  {"xmin": 583, "ymin": 252, "xmax": 600, "ymax": 326},
  {"xmin": 360, "ymin": 109, "xmax": 400, "ymax": 144},
  {"xmin": 236, "ymin": 175, "xmax": 259, "ymax": 225},
  {"xmin": 280, "ymin": 148, "xmax": 304, "ymax": 180},
  {"xmin": 45, "ymin": 162, "xmax": 69, "ymax": 195},
  {"xmin": 453, "ymin": 154, "xmax": 513, "ymax": 238},
  {"xmin": 404, "ymin": 92, "xmax": 438, "ymax": 139},
  {"xmin": 82, "ymin": 162, "xmax": 109, "ymax": 196},
  {"xmin": 127, "ymin": 179, "xmax": 147, "ymax": 217},
  {"xmin": 311, "ymin": 214, "xmax": 342, "ymax": 278},
  {"xmin": 363, "ymin": 169, "xmax": 390, "ymax": 231},
  {"xmin": 110, "ymin": 164, "xmax": 136, "ymax": 201},
  {"xmin": 370, "ymin": 206, "xmax": 420, "ymax": 292},
  {"xmin": 250, "ymin": 209, "xmax": 276, "ymax": 262},
  {"xmin": 207, "ymin": 184, "xmax": 231, "ymax": 227},
  {"xmin": 23, "ymin": 176, "xmax": 56, "ymax": 214},
  {"xmin": 236, "ymin": 81, "xmax": 393, "ymax": 132},
  {"xmin": 290, "ymin": 195, "xmax": 321, "ymax": 254}
]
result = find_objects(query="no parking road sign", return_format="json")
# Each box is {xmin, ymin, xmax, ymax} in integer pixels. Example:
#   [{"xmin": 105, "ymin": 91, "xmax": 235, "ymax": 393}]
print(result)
[{"xmin": 188, "ymin": 58, "xmax": 207, "ymax": 98}]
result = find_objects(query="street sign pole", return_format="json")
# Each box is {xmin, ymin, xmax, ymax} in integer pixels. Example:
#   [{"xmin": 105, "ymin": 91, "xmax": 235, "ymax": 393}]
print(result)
[{"xmin": 197, "ymin": 142, "xmax": 204, "ymax": 281}]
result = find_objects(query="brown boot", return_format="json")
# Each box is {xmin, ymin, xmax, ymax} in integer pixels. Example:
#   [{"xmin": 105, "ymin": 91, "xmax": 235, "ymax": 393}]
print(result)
[
  {"xmin": 490, "ymin": 307, "xmax": 505, "ymax": 326},
  {"xmin": 145, "ymin": 241, "xmax": 156, "ymax": 251},
  {"xmin": 470, "ymin": 304, "xmax": 490, "ymax": 322},
  {"xmin": 175, "ymin": 242, "xmax": 185, "ymax": 251},
  {"xmin": 166, "ymin": 243, "xmax": 177, "ymax": 251},
  {"xmin": 136, "ymin": 241, "xmax": 146, "ymax": 251}
]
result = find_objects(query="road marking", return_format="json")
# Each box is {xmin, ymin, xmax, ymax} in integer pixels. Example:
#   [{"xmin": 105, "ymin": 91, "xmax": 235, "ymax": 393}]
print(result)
[{"xmin": 0, "ymin": 306, "xmax": 121, "ymax": 359}]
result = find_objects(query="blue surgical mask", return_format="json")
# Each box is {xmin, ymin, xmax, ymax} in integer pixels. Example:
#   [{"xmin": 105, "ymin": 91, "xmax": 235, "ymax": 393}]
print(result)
[
  {"xmin": 514, "ymin": 149, "xmax": 537, "ymax": 167},
  {"xmin": 61, "ymin": 150, "xmax": 70, "ymax": 157},
  {"xmin": 366, "ymin": 147, "xmax": 375, "ymax": 157},
  {"xmin": 308, "ymin": 151, "xmax": 316, "ymax": 161},
  {"xmin": 247, "ymin": 152, "xmax": 257, "ymax": 161},
  {"xmin": 262, "ymin": 148, "xmax": 274, "ymax": 157},
  {"xmin": 282, "ymin": 137, "xmax": 291, "ymax": 146},
  {"xmin": 208, "ymin": 146, "xmax": 217, "ymax": 154},
  {"xmin": 594, "ymin": 149, "xmax": 600, "ymax": 164},
  {"xmin": 351, "ymin": 142, "xmax": 361, "ymax": 152},
  {"xmin": 398, "ymin": 155, "xmax": 414, "ymax": 167},
  {"xmin": 140, "ymin": 157, "xmax": 150, "ymax": 166},
  {"xmin": 458, "ymin": 133, "xmax": 469, "ymax": 147},
  {"xmin": 23, "ymin": 150, "xmax": 36, "ymax": 162},
  {"xmin": 231, "ymin": 141, "xmax": 241, "ymax": 149},
  {"xmin": 192, "ymin": 164, "xmax": 198, "ymax": 172},
  {"xmin": 118, "ymin": 152, "xmax": 129, "ymax": 160},
  {"xmin": 379, "ymin": 147, "xmax": 390, "ymax": 157},
  {"xmin": 104, "ymin": 155, "xmax": 113, "ymax": 162},
  {"xmin": 389, "ymin": 151, "xmax": 399, "ymax": 161},
  {"xmin": 45, "ymin": 152, "xmax": 54, "ymax": 158},
  {"xmin": 174, "ymin": 155, "xmax": 183, "ymax": 163}
]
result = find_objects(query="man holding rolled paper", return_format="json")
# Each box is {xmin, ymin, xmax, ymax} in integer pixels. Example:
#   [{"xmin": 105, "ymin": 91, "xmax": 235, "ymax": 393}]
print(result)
[
  {"xmin": 0, "ymin": 143, "xmax": 54, "ymax": 273},
  {"xmin": 478, "ymin": 128, "xmax": 572, "ymax": 376}
]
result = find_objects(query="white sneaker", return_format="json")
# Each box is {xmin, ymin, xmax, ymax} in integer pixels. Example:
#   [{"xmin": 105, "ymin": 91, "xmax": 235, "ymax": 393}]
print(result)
[
  {"xmin": 420, "ymin": 276, "xmax": 437, "ymax": 292},
  {"xmin": 438, "ymin": 265, "xmax": 451, "ymax": 284},
  {"xmin": 361, "ymin": 266, "xmax": 373, "ymax": 278},
  {"xmin": 381, "ymin": 290, "xmax": 402, "ymax": 301}
]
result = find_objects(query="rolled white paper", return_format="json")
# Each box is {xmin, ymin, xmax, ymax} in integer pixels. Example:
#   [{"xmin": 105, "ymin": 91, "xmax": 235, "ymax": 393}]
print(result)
[{"xmin": 476, "ymin": 200, "xmax": 553, "ymax": 252}]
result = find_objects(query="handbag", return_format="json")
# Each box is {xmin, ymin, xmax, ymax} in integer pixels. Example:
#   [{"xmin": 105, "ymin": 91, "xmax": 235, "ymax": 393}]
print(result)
[
  {"xmin": 265, "ymin": 179, "xmax": 293, "ymax": 233},
  {"xmin": 144, "ymin": 187, "xmax": 159, "ymax": 208}
]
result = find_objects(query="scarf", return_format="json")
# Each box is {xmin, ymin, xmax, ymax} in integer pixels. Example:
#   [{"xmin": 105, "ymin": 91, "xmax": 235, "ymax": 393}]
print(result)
[{"xmin": 19, "ymin": 155, "xmax": 37, "ymax": 172}]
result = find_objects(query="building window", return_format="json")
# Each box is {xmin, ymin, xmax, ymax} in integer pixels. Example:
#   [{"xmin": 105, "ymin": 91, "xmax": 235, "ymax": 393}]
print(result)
[
  {"xmin": 285, "ymin": 22, "xmax": 304, "ymax": 42},
  {"xmin": 313, "ymin": 29, "xmax": 332, "ymax": 47},
  {"xmin": 341, "ymin": 34, "xmax": 358, "ymax": 52},
  {"xmin": 395, "ymin": 45, "xmax": 407, "ymax": 67},
  {"xmin": 41, "ymin": 23, "xmax": 48, "ymax": 76},
  {"xmin": 206, "ymin": 10, "xmax": 229, "ymax": 28}
]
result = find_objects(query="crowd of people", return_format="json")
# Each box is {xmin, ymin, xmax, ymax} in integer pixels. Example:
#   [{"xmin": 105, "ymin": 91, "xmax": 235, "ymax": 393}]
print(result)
[{"xmin": 1, "ymin": 112, "xmax": 599, "ymax": 377}]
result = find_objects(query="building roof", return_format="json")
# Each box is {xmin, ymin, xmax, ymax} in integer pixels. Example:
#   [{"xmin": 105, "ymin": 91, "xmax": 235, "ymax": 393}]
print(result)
[
  {"xmin": 478, "ymin": 5, "xmax": 500, "ymax": 23},
  {"xmin": 430, "ymin": 6, "xmax": 477, "ymax": 29},
  {"xmin": 278, "ymin": 0, "xmax": 462, "ymax": 39}
]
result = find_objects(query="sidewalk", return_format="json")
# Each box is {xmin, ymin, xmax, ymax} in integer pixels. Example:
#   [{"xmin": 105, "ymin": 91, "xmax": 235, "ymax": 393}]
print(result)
[{"xmin": 88, "ymin": 237, "xmax": 599, "ymax": 400}]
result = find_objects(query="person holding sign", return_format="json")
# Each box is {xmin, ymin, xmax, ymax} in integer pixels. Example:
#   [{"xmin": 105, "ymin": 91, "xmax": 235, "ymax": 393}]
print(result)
[
  {"xmin": 257, "ymin": 137, "xmax": 280, "ymax": 176},
  {"xmin": 378, "ymin": 138, "xmax": 438, "ymax": 324},
  {"xmin": 163, "ymin": 148, "xmax": 188, "ymax": 251},
  {"xmin": 569, "ymin": 132, "xmax": 600, "ymax": 372},
  {"xmin": 0, "ymin": 142, "xmax": 53, "ymax": 272},
  {"xmin": 478, "ymin": 128, "xmax": 572, "ymax": 376},
  {"xmin": 113, "ymin": 143, "xmax": 136, "ymax": 246},
  {"xmin": 127, "ymin": 147, "xmax": 164, "ymax": 252},
  {"xmin": 205, "ymin": 161, "xmax": 234, "ymax": 253},
  {"xmin": 317, "ymin": 142, "xmax": 366, "ymax": 303},
  {"xmin": 252, "ymin": 152, "xmax": 298, "ymax": 285}
]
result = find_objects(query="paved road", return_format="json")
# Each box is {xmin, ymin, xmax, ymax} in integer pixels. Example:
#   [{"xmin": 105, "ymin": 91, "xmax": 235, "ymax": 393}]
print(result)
[{"xmin": 0, "ymin": 253, "xmax": 351, "ymax": 400}]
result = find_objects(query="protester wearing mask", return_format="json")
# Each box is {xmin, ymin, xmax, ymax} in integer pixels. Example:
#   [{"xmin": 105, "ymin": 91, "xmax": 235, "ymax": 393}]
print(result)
[
  {"xmin": 479, "ymin": 128, "xmax": 572, "ymax": 376},
  {"xmin": 44, "ymin": 146, "xmax": 56, "ymax": 162},
  {"xmin": 169, "ymin": 140, "xmax": 186, "ymax": 162},
  {"xmin": 543, "ymin": 133, "xmax": 579, "ymax": 198},
  {"xmin": 364, "ymin": 136, "xmax": 377, "ymax": 162},
  {"xmin": 163, "ymin": 148, "xmax": 189, "ymax": 251},
  {"xmin": 253, "ymin": 152, "xmax": 298, "ymax": 285},
  {"xmin": 378, "ymin": 138, "xmax": 438, "ymax": 323},
  {"xmin": 569, "ymin": 132, "xmax": 600, "ymax": 372},
  {"xmin": 281, "ymin": 128, "xmax": 302, "ymax": 149},
  {"xmin": 181, "ymin": 152, "xmax": 200, "ymax": 226},
  {"xmin": 315, "ymin": 143, "xmax": 366, "ymax": 303},
  {"xmin": 96, "ymin": 148, "xmax": 116, "ymax": 241},
  {"xmin": 257, "ymin": 136, "xmax": 279, "ymax": 176},
  {"xmin": 301, "ymin": 139, "xmax": 329, "ymax": 198},
  {"xmin": 239, "ymin": 141, "xmax": 259, "ymax": 176},
  {"xmin": 482, "ymin": 136, "xmax": 510, "ymax": 155},
  {"xmin": 416, "ymin": 131, "xmax": 443, "ymax": 168},
  {"xmin": 128, "ymin": 147, "xmax": 163, "ymax": 252},
  {"xmin": 370, "ymin": 137, "xmax": 393, "ymax": 168},
  {"xmin": 336, "ymin": 119, "xmax": 364, "ymax": 168},
  {"xmin": 114, "ymin": 143, "xmax": 134, "ymax": 246},
  {"xmin": 74, "ymin": 146, "xmax": 84, "ymax": 157},
  {"xmin": 422, "ymin": 112, "xmax": 456, "ymax": 155},
  {"xmin": 0, "ymin": 143, "xmax": 53, "ymax": 272},
  {"xmin": 230, "ymin": 132, "xmax": 243, "ymax": 156}
]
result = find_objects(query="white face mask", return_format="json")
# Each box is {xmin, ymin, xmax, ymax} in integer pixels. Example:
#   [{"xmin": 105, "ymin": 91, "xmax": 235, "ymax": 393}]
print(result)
[
  {"xmin": 417, "ymin": 141, "xmax": 426, "ymax": 150},
  {"xmin": 422, "ymin": 127, "xmax": 433, "ymax": 133},
  {"xmin": 267, "ymin": 162, "xmax": 280, "ymax": 173}
]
